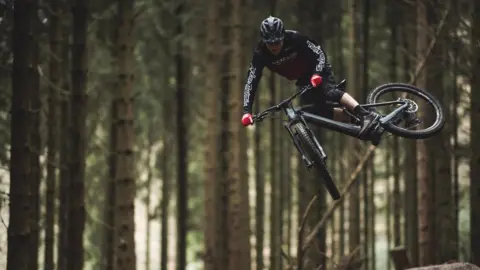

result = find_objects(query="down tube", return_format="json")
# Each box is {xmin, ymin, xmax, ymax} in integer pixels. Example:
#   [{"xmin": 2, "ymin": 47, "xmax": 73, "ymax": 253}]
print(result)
[{"xmin": 301, "ymin": 111, "xmax": 361, "ymax": 139}]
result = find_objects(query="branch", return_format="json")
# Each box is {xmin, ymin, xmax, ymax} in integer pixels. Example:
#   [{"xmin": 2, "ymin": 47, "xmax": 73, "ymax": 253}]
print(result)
[
  {"xmin": 302, "ymin": 145, "xmax": 376, "ymax": 251},
  {"xmin": 301, "ymin": 0, "xmax": 453, "ymax": 253},
  {"xmin": 410, "ymin": 0, "xmax": 453, "ymax": 85},
  {"xmin": 297, "ymin": 195, "xmax": 318, "ymax": 270}
]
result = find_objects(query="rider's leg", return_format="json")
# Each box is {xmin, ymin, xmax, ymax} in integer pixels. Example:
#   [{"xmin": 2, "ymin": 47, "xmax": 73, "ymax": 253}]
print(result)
[
  {"xmin": 320, "ymin": 69, "xmax": 379, "ymax": 136},
  {"xmin": 338, "ymin": 92, "xmax": 380, "ymax": 136}
]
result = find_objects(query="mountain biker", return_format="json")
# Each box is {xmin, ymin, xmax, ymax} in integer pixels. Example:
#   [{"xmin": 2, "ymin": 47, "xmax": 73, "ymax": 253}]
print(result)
[{"xmin": 241, "ymin": 16, "xmax": 380, "ymax": 139}]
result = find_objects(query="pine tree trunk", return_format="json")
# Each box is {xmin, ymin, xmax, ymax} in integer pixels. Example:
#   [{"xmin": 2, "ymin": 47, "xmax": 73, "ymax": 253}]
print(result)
[
  {"xmin": 145, "ymin": 132, "xmax": 153, "ymax": 270},
  {"xmin": 7, "ymin": 0, "xmax": 36, "ymax": 268},
  {"xmin": 470, "ymin": 0, "xmax": 480, "ymax": 265},
  {"xmin": 401, "ymin": 1, "xmax": 418, "ymax": 264},
  {"xmin": 113, "ymin": 0, "xmax": 137, "ymax": 269},
  {"xmin": 254, "ymin": 88, "xmax": 265, "ymax": 270},
  {"xmin": 204, "ymin": 0, "xmax": 221, "ymax": 267},
  {"xmin": 362, "ymin": 1, "xmax": 370, "ymax": 268},
  {"xmin": 160, "ymin": 90, "xmax": 171, "ymax": 270},
  {"xmin": 386, "ymin": 144, "xmax": 392, "ymax": 270},
  {"xmin": 348, "ymin": 0, "xmax": 360, "ymax": 254},
  {"xmin": 45, "ymin": 1, "xmax": 61, "ymax": 269},
  {"xmin": 175, "ymin": 3, "xmax": 188, "ymax": 269},
  {"xmin": 68, "ymin": 1, "xmax": 88, "ymax": 268},
  {"xmin": 105, "ymin": 102, "xmax": 116, "ymax": 270},
  {"xmin": 57, "ymin": 13, "xmax": 71, "ymax": 270},
  {"xmin": 269, "ymin": 74, "xmax": 281, "ymax": 270},
  {"xmin": 451, "ymin": 1, "xmax": 460, "ymax": 257},
  {"xmin": 227, "ymin": 0, "xmax": 250, "ymax": 266},
  {"xmin": 416, "ymin": 0, "xmax": 434, "ymax": 265},
  {"xmin": 29, "ymin": 4, "xmax": 41, "ymax": 269},
  {"xmin": 428, "ymin": 1, "xmax": 454, "ymax": 262},
  {"xmin": 388, "ymin": 2, "xmax": 402, "ymax": 249}
]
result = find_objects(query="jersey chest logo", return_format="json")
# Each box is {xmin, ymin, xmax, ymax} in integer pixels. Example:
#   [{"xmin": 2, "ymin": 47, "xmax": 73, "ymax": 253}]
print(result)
[{"xmin": 271, "ymin": 52, "xmax": 298, "ymax": 65}]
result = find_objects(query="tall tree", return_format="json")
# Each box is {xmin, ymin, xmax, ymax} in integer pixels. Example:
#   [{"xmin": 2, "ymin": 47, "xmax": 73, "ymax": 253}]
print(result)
[
  {"xmin": 203, "ymin": 0, "xmax": 221, "ymax": 267},
  {"xmin": 470, "ymin": 0, "xmax": 480, "ymax": 265},
  {"xmin": 7, "ymin": 0, "xmax": 37, "ymax": 269},
  {"xmin": 68, "ymin": 0, "xmax": 88, "ymax": 269},
  {"xmin": 227, "ymin": 0, "xmax": 251, "ymax": 266},
  {"xmin": 29, "ymin": 1, "xmax": 41, "ymax": 268},
  {"xmin": 113, "ymin": 0, "xmax": 137, "ymax": 269},
  {"xmin": 57, "ymin": 9, "xmax": 71, "ymax": 270},
  {"xmin": 175, "ymin": 2, "xmax": 188, "ymax": 269},
  {"xmin": 416, "ymin": 0, "xmax": 434, "ymax": 265},
  {"xmin": 401, "ymin": 0, "xmax": 418, "ymax": 265},
  {"xmin": 45, "ymin": 0, "xmax": 62, "ymax": 269},
  {"xmin": 348, "ymin": 0, "xmax": 361, "ymax": 255},
  {"xmin": 388, "ymin": 0, "xmax": 402, "ymax": 248},
  {"xmin": 254, "ymin": 96, "xmax": 265, "ymax": 270},
  {"xmin": 160, "ymin": 59, "xmax": 173, "ymax": 270},
  {"xmin": 428, "ymin": 0, "xmax": 455, "ymax": 263}
]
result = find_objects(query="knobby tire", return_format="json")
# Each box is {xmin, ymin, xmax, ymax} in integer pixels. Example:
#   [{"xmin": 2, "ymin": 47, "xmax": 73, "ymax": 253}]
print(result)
[{"xmin": 293, "ymin": 122, "xmax": 341, "ymax": 200}]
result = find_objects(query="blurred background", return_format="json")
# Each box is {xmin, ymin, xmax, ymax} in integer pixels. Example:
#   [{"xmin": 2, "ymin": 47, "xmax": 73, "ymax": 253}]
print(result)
[{"xmin": 0, "ymin": 0, "xmax": 478, "ymax": 269}]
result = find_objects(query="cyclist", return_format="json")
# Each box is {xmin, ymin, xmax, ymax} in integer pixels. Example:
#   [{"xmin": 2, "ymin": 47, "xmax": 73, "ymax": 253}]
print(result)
[{"xmin": 241, "ymin": 16, "xmax": 379, "ymax": 140}]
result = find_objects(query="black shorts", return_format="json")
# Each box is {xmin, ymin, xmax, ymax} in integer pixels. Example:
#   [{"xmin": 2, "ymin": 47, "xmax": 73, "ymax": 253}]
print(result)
[{"xmin": 297, "ymin": 70, "xmax": 345, "ymax": 119}]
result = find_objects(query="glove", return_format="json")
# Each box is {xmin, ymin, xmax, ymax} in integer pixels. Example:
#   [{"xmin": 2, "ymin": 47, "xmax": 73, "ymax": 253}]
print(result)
[
  {"xmin": 241, "ymin": 113, "xmax": 254, "ymax": 126},
  {"xmin": 310, "ymin": 74, "xmax": 323, "ymax": 87}
]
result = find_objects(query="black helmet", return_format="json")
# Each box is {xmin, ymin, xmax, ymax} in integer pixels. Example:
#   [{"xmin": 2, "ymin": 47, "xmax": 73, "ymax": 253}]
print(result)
[{"xmin": 260, "ymin": 16, "xmax": 285, "ymax": 44}]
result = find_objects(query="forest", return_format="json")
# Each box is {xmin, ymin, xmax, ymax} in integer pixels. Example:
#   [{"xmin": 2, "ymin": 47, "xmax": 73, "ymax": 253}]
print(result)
[{"xmin": 0, "ymin": 0, "xmax": 479, "ymax": 269}]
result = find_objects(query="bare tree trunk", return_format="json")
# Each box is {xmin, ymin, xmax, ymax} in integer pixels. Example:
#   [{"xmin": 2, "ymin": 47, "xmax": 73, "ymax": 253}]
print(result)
[
  {"xmin": 175, "ymin": 3, "xmax": 188, "ymax": 269},
  {"xmin": 451, "ymin": 1, "xmax": 460, "ymax": 257},
  {"xmin": 160, "ymin": 97, "xmax": 171, "ymax": 270},
  {"xmin": 470, "ymin": 0, "xmax": 480, "ymax": 265},
  {"xmin": 348, "ymin": 0, "xmax": 360, "ymax": 255},
  {"xmin": 227, "ymin": 0, "xmax": 250, "ymax": 267},
  {"xmin": 204, "ymin": 0, "xmax": 220, "ymax": 267},
  {"xmin": 68, "ymin": 1, "xmax": 88, "ymax": 268},
  {"xmin": 105, "ymin": 101, "xmax": 116, "ymax": 270},
  {"xmin": 416, "ymin": 0, "xmax": 434, "ymax": 265},
  {"xmin": 29, "ymin": 4, "xmax": 41, "ymax": 269},
  {"xmin": 428, "ymin": 0, "xmax": 454, "ymax": 262},
  {"xmin": 254, "ymin": 89, "xmax": 265, "ymax": 270},
  {"xmin": 113, "ymin": 0, "xmax": 137, "ymax": 269},
  {"xmin": 45, "ymin": 1, "xmax": 61, "ymax": 269},
  {"xmin": 386, "ymin": 144, "xmax": 392, "ymax": 270},
  {"xmin": 401, "ymin": 1, "xmax": 418, "ymax": 265},
  {"xmin": 7, "ymin": 0, "xmax": 36, "ymax": 268},
  {"xmin": 145, "ymin": 130, "xmax": 154, "ymax": 270},
  {"xmin": 388, "ymin": 1, "xmax": 402, "ymax": 249},
  {"xmin": 368, "ymin": 154, "xmax": 376, "ymax": 270},
  {"xmin": 362, "ymin": 1, "xmax": 370, "ymax": 268},
  {"xmin": 57, "ymin": 12, "xmax": 71, "ymax": 270}
]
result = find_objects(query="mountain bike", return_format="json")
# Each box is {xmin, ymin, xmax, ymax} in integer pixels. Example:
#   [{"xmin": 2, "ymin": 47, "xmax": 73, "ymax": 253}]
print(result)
[{"xmin": 252, "ymin": 79, "xmax": 445, "ymax": 200}]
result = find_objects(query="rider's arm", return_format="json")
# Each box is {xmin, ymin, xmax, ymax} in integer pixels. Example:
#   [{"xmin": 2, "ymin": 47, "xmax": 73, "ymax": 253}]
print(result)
[
  {"xmin": 243, "ymin": 51, "xmax": 265, "ymax": 114},
  {"xmin": 299, "ymin": 35, "xmax": 327, "ymax": 75}
]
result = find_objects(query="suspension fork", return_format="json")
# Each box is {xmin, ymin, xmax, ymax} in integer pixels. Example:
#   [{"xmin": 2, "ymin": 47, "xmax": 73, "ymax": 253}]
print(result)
[
  {"xmin": 283, "ymin": 119, "xmax": 314, "ymax": 168},
  {"xmin": 298, "ymin": 115, "xmax": 328, "ymax": 162}
]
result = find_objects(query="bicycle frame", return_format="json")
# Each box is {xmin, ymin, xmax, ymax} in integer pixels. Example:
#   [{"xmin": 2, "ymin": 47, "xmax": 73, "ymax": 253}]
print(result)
[
  {"xmin": 256, "ymin": 96, "xmax": 409, "ymax": 141},
  {"xmin": 253, "ymin": 84, "xmax": 411, "ymax": 165}
]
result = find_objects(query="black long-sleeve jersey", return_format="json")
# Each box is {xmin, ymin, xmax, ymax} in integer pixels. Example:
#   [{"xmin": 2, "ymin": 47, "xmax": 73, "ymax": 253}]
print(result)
[{"xmin": 243, "ymin": 30, "xmax": 329, "ymax": 114}]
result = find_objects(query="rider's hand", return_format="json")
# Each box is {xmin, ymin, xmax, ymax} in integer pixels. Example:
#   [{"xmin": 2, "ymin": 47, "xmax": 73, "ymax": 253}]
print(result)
[
  {"xmin": 241, "ymin": 113, "xmax": 254, "ymax": 126},
  {"xmin": 310, "ymin": 74, "xmax": 323, "ymax": 87}
]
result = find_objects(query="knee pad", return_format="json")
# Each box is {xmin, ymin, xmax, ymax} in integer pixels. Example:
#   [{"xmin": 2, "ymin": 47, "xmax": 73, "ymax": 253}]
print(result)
[{"xmin": 325, "ymin": 87, "xmax": 345, "ymax": 102}]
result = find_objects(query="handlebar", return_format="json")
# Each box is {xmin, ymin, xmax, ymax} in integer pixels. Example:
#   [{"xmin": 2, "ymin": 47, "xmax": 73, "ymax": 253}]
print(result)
[{"xmin": 252, "ymin": 85, "xmax": 314, "ymax": 123}]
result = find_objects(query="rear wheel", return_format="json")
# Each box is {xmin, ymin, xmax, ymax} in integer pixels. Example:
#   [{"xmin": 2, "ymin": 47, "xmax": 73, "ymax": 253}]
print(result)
[
  {"xmin": 292, "ymin": 122, "xmax": 341, "ymax": 200},
  {"xmin": 366, "ymin": 83, "xmax": 445, "ymax": 139}
]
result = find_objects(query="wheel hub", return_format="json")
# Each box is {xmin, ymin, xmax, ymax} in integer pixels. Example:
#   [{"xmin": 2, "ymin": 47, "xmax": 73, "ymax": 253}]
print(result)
[{"xmin": 401, "ymin": 98, "xmax": 419, "ymax": 113}]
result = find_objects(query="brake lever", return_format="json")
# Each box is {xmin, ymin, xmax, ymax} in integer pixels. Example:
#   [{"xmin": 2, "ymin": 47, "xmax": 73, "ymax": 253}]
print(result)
[{"xmin": 253, "ymin": 111, "xmax": 268, "ymax": 122}]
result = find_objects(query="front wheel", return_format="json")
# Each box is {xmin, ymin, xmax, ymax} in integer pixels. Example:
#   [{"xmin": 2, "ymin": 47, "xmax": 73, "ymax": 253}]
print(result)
[
  {"xmin": 292, "ymin": 122, "xmax": 341, "ymax": 200},
  {"xmin": 366, "ymin": 83, "xmax": 445, "ymax": 139}
]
